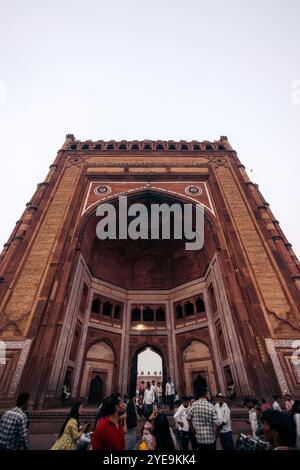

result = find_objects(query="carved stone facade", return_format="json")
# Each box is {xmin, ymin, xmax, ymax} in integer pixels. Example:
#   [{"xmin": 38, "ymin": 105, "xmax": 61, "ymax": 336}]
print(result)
[{"xmin": 0, "ymin": 135, "xmax": 299, "ymax": 409}]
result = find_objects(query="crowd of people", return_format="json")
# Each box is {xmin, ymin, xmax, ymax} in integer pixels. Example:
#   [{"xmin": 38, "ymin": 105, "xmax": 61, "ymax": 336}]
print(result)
[{"xmin": 0, "ymin": 385, "xmax": 299, "ymax": 451}]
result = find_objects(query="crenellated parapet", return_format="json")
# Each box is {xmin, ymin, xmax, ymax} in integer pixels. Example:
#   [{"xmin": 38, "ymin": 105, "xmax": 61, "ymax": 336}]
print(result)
[{"xmin": 63, "ymin": 135, "xmax": 234, "ymax": 153}]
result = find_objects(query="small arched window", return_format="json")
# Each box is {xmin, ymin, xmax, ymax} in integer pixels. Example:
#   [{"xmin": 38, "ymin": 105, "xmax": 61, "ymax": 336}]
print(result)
[
  {"xmin": 131, "ymin": 143, "xmax": 139, "ymax": 150},
  {"xmin": 94, "ymin": 144, "xmax": 102, "ymax": 150},
  {"xmin": 218, "ymin": 145, "xmax": 225, "ymax": 150},
  {"xmin": 185, "ymin": 301, "xmax": 194, "ymax": 316},
  {"xmin": 103, "ymin": 301, "xmax": 112, "ymax": 317},
  {"xmin": 69, "ymin": 144, "xmax": 77, "ymax": 150},
  {"xmin": 143, "ymin": 307, "xmax": 154, "ymax": 321},
  {"xmin": 114, "ymin": 305, "xmax": 122, "ymax": 320},
  {"xmin": 176, "ymin": 304, "xmax": 183, "ymax": 319},
  {"xmin": 209, "ymin": 284, "xmax": 218, "ymax": 313},
  {"xmin": 119, "ymin": 144, "xmax": 127, "ymax": 150},
  {"xmin": 181, "ymin": 144, "xmax": 189, "ymax": 150},
  {"xmin": 156, "ymin": 307, "xmax": 165, "ymax": 322},
  {"xmin": 107, "ymin": 144, "xmax": 114, "ymax": 150},
  {"xmin": 206, "ymin": 145, "xmax": 213, "ymax": 151},
  {"xmin": 169, "ymin": 144, "xmax": 176, "ymax": 150},
  {"xmin": 82, "ymin": 144, "xmax": 89, "ymax": 150},
  {"xmin": 196, "ymin": 297, "xmax": 205, "ymax": 313},
  {"xmin": 193, "ymin": 144, "xmax": 201, "ymax": 150},
  {"xmin": 132, "ymin": 308, "xmax": 141, "ymax": 322},
  {"xmin": 156, "ymin": 144, "xmax": 164, "ymax": 150},
  {"xmin": 144, "ymin": 144, "xmax": 152, "ymax": 150},
  {"xmin": 91, "ymin": 298, "xmax": 101, "ymax": 314}
]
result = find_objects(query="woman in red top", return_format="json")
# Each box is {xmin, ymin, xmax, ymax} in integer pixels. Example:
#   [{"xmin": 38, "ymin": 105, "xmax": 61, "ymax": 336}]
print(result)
[{"xmin": 92, "ymin": 393, "xmax": 127, "ymax": 451}]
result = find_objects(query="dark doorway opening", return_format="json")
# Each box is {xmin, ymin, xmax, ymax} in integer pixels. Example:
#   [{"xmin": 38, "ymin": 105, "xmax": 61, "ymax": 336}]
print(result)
[
  {"xmin": 88, "ymin": 374, "xmax": 104, "ymax": 404},
  {"xmin": 192, "ymin": 373, "xmax": 208, "ymax": 399}
]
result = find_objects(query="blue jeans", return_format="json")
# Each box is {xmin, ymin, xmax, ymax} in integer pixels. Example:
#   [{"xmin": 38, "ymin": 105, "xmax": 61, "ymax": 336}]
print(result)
[
  {"xmin": 144, "ymin": 404, "xmax": 153, "ymax": 417},
  {"xmin": 219, "ymin": 431, "xmax": 234, "ymax": 450}
]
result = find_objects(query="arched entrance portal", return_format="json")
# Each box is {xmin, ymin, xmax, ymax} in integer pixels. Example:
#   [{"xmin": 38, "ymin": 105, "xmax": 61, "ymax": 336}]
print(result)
[
  {"xmin": 182, "ymin": 340, "xmax": 217, "ymax": 397},
  {"xmin": 50, "ymin": 188, "xmax": 252, "ymax": 404},
  {"xmin": 81, "ymin": 341, "xmax": 115, "ymax": 404},
  {"xmin": 129, "ymin": 345, "xmax": 166, "ymax": 400}
]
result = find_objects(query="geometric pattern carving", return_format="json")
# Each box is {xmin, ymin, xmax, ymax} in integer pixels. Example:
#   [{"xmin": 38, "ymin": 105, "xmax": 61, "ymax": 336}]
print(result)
[
  {"xmin": 0, "ymin": 166, "xmax": 81, "ymax": 336},
  {"xmin": 216, "ymin": 166, "xmax": 294, "ymax": 332}
]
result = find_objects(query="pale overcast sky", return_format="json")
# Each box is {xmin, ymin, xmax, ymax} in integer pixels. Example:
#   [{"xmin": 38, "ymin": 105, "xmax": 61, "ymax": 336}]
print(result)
[
  {"xmin": 0, "ymin": 0, "xmax": 299, "ymax": 258},
  {"xmin": 138, "ymin": 349, "xmax": 162, "ymax": 376}
]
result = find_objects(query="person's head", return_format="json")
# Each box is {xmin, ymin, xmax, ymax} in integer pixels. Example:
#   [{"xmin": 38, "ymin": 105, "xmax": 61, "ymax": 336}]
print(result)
[
  {"xmin": 157, "ymin": 382, "xmax": 160, "ymax": 387},
  {"xmin": 147, "ymin": 382, "xmax": 151, "ymax": 389},
  {"xmin": 153, "ymin": 413, "xmax": 174, "ymax": 450},
  {"xmin": 152, "ymin": 380, "xmax": 155, "ymax": 385},
  {"xmin": 189, "ymin": 396, "xmax": 195, "ymax": 405},
  {"xmin": 261, "ymin": 398, "xmax": 266, "ymax": 404},
  {"xmin": 291, "ymin": 400, "xmax": 300, "ymax": 415},
  {"xmin": 129, "ymin": 394, "xmax": 135, "ymax": 401},
  {"xmin": 181, "ymin": 396, "xmax": 188, "ymax": 408},
  {"xmin": 106, "ymin": 393, "xmax": 126, "ymax": 417},
  {"xmin": 154, "ymin": 413, "xmax": 170, "ymax": 432},
  {"xmin": 141, "ymin": 381, "xmax": 144, "ymax": 384},
  {"xmin": 198, "ymin": 386, "xmax": 209, "ymax": 400},
  {"xmin": 216, "ymin": 393, "xmax": 224, "ymax": 405},
  {"xmin": 59, "ymin": 401, "xmax": 82, "ymax": 436},
  {"xmin": 168, "ymin": 377, "xmax": 171, "ymax": 383},
  {"xmin": 16, "ymin": 392, "xmax": 30, "ymax": 409},
  {"xmin": 243, "ymin": 397, "xmax": 254, "ymax": 410},
  {"xmin": 70, "ymin": 401, "xmax": 83, "ymax": 418},
  {"xmin": 262, "ymin": 409, "xmax": 296, "ymax": 449},
  {"xmin": 246, "ymin": 399, "xmax": 254, "ymax": 410},
  {"xmin": 174, "ymin": 399, "xmax": 181, "ymax": 408},
  {"xmin": 285, "ymin": 394, "xmax": 291, "ymax": 400},
  {"xmin": 273, "ymin": 395, "xmax": 280, "ymax": 402}
]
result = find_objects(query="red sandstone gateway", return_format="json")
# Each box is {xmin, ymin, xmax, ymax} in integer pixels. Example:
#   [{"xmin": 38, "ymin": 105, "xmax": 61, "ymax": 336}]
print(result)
[{"xmin": 0, "ymin": 135, "xmax": 299, "ymax": 410}]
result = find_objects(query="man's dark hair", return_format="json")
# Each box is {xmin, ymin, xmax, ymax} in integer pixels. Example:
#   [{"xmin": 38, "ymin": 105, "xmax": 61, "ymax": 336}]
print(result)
[
  {"xmin": 174, "ymin": 399, "xmax": 181, "ymax": 407},
  {"xmin": 16, "ymin": 392, "xmax": 30, "ymax": 407},
  {"xmin": 59, "ymin": 401, "xmax": 81, "ymax": 437},
  {"xmin": 105, "ymin": 393, "xmax": 122, "ymax": 415},
  {"xmin": 181, "ymin": 396, "xmax": 188, "ymax": 403},
  {"xmin": 242, "ymin": 397, "xmax": 252, "ymax": 406},
  {"xmin": 273, "ymin": 395, "xmax": 280, "ymax": 401},
  {"xmin": 198, "ymin": 386, "xmax": 208, "ymax": 398},
  {"xmin": 262, "ymin": 409, "xmax": 296, "ymax": 448},
  {"xmin": 252, "ymin": 398, "xmax": 260, "ymax": 406}
]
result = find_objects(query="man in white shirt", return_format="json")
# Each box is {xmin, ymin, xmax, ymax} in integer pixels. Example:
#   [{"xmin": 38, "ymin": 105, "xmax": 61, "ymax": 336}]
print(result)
[
  {"xmin": 215, "ymin": 393, "xmax": 234, "ymax": 450},
  {"xmin": 151, "ymin": 380, "xmax": 157, "ymax": 403},
  {"xmin": 246, "ymin": 399, "xmax": 263, "ymax": 439},
  {"xmin": 143, "ymin": 382, "xmax": 155, "ymax": 417},
  {"xmin": 174, "ymin": 396, "xmax": 190, "ymax": 450},
  {"xmin": 165, "ymin": 377, "xmax": 175, "ymax": 412}
]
